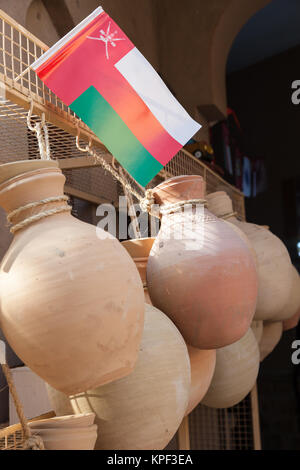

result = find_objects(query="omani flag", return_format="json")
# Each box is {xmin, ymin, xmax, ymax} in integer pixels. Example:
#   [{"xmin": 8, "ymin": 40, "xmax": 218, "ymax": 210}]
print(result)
[{"xmin": 31, "ymin": 6, "xmax": 201, "ymax": 186}]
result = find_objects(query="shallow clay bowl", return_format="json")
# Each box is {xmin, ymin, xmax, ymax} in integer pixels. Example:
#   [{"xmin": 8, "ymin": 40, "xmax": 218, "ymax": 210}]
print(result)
[
  {"xmin": 36, "ymin": 430, "xmax": 98, "ymax": 450},
  {"xmin": 28, "ymin": 413, "xmax": 95, "ymax": 429},
  {"xmin": 30, "ymin": 424, "xmax": 97, "ymax": 436}
]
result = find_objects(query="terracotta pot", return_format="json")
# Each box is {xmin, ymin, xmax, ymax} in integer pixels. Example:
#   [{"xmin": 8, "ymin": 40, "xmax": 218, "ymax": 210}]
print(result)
[
  {"xmin": 47, "ymin": 303, "xmax": 191, "ymax": 450},
  {"xmin": 122, "ymin": 237, "xmax": 155, "ymax": 305},
  {"xmin": 206, "ymin": 191, "xmax": 293, "ymax": 321},
  {"xmin": 201, "ymin": 328, "xmax": 260, "ymax": 409},
  {"xmin": 251, "ymin": 320, "xmax": 263, "ymax": 344},
  {"xmin": 122, "ymin": 237, "xmax": 216, "ymax": 416},
  {"xmin": 0, "ymin": 160, "xmax": 144, "ymax": 395},
  {"xmin": 185, "ymin": 346, "xmax": 216, "ymax": 415},
  {"xmin": 273, "ymin": 266, "xmax": 300, "ymax": 322},
  {"xmin": 146, "ymin": 176, "xmax": 258, "ymax": 349},
  {"xmin": 260, "ymin": 321, "xmax": 283, "ymax": 361},
  {"xmin": 283, "ymin": 309, "xmax": 300, "ymax": 331}
]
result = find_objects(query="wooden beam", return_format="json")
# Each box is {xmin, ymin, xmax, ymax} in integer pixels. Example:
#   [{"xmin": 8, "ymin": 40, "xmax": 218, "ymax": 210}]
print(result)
[
  {"xmin": 177, "ymin": 416, "xmax": 190, "ymax": 450},
  {"xmin": 250, "ymin": 383, "xmax": 262, "ymax": 450},
  {"xmin": 1, "ymin": 80, "xmax": 108, "ymax": 155},
  {"xmin": 58, "ymin": 155, "xmax": 112, "ymax": 170}
]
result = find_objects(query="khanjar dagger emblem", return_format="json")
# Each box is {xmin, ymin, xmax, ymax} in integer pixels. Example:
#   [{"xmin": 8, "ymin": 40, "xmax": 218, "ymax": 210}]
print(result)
[{"xmin": 87, "ymin": 22, "xmax": 125, "ymax": 60}]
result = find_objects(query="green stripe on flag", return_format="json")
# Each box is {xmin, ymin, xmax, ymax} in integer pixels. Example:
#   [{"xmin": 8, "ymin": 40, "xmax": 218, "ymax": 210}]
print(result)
[{"xmin": 70, "ymin": 85, "xmax": 163, "ymax": 187}]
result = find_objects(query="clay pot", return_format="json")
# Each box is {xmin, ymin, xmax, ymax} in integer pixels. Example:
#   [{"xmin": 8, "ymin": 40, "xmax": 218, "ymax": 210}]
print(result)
[
  {"xmin": 260, "ymin": 321, "xmax": 283, "ymax": 361},
  {"xmin": 146, "ymin": 176, "xmax": 258, "ymax": 349},
  {"xmin": 273, "ymin": 266, "xmax": 300, "ymax": 322},
  {"xmin": 122, "ymin": 237, "xmax": 155, "ymax": 305},
  {"xmin": 185, "ymin": 346, "xmax": 216, "ymax": 415},
  {"xmin": 122, "ymin": 237, "xmax": 216, "ymax": 416},
  {"xmin": 206, "ymin": 191, "xmax": 293, "ymax": 321},
  {"xmin": 47, "ymin": 303, "xmax": 191, "ymax": 450},
  {"xmin": 251, "ymin": 320, "xmax": 263, "ymax": 344},
  {"xmin": 201, "ymin": 328, "xmax": 260, "ymax": 409},
  {"xmin": 283, "ymin": 309, "xmax": 300, "ymax": 331},
  {"xmin": 0, "ymin": 160, "xmax": 144, "ymax": 395}
]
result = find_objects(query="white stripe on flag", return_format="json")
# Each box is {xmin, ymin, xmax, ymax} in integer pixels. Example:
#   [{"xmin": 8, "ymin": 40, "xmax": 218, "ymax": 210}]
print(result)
[
  {"xmin": 31, "ymin": 6, "xmax": 104, "ymax": 70},
  {"xmin": 115, "ymin": 48, "xmax": 201, "ymax": 146}
]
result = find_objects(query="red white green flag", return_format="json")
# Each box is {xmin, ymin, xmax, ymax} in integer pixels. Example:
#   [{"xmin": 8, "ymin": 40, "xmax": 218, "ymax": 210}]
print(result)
[{"xmin": 32, "ymin": 6, "xmax": 201, "ymax": 186}]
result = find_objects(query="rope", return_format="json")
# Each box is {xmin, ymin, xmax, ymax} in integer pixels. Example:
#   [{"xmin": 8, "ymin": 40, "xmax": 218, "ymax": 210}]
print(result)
[
  {"xmin": 75, "ymin": 128, "xmax": 207, "ymax": 218},
  {"xmin": 221, "ymin": 211, "xmax": 238, "ymax": 220},
  {"xmin": 1, "ymin": 364, "xmax": 44, "ymax": 450},
  {"xmin": 7, "ymin": 196, "xmax": 69, "ymax": 223},
  {"xmin": 10, "ymin": 205, "xmax": 72, "ymax": 234},
  {"xmin": 160, "ymin": 198, "xmax": 207, "ymax": 216},
  {"xmin": 27, "ymin": 101, "xmax": 51, "ymax": 161},
  {"xmin": 118, "ymin": 166, "xmax": 142, "ymax": 239}
]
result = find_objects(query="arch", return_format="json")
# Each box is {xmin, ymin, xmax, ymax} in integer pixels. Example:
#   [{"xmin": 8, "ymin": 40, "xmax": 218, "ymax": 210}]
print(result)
[{"xmin": 206, "ymin": 0, "xmax": 271, "ymax": 120}]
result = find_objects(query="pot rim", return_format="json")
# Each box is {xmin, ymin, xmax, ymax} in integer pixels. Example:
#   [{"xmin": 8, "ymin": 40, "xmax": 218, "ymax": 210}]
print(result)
[
  {"xmin": 0, "ymin": 166, "xmax": 63, "ymax": 193},
  {"xmin": 152, "ymin": 175, "xmax": 204, "ymax": 193},
  {"xmin": 0, "ymin": 159, "xmax": 59, "ymax": 186}
]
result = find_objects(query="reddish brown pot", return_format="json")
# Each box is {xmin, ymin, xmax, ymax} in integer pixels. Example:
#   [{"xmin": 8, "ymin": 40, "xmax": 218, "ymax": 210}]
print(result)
[
  {"xmin": 0, "ymin": 160, "xmax": 144, "ymax": 395},
  {"xmin": 122, "ymin": 237, "xmax": 216, "ymax": 416},
  {"xmin": 207, "ymin": 191, "xmax": 293, "ymax": 321},
  {"xmin": 146, "ymin": 176, "xmax": 258, "ymax": 349},
  {"xmin": 185, "ymin": 346, "xmax": 216, "ymax": 415}
]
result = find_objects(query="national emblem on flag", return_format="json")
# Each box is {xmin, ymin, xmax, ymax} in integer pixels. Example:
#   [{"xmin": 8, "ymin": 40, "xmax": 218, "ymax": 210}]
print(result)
[{"xmin": 32, "ymin": 6, "xmax": 201, "ymax": 186}]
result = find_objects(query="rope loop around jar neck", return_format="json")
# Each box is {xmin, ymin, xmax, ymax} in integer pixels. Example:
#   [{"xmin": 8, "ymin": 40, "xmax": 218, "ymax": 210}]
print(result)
[
  {"xmin": 7, "ymin": 195, "xmax": 72, "ymax": 234},
  {"xmin": 139, "ymin": 188, "xmax": 207, "ymax": 218},
  {"xmin": 221, "ymin": 211, "xmax": 238, "ymax": 220}
]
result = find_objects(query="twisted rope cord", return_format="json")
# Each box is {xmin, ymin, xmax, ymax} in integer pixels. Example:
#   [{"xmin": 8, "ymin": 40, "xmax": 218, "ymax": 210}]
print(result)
[
  {"xmin": 118, "ymin": 166, "xmax": 142, "ymax": 239},
  {"xmin": 1, "ymin": 364, "xmax": 45, "ymax": 450},
  {"xmin": 27, "ymin": 101, "xmax": 51, "ymax": 161},
  {"xmin": 75, "ymin": 131, "xmax": 207, "ymax": 218},
  {"xmin": 7, "ymin": 196, "xmax": 69, "ymax": 223},
  {"xmin": 221, "ymin": 211, "xmax": 238, "ymax": 220},
  {"xmin": 160, "ymin": 198, "xmax": 207, "ymax": 216},
  {"xmin": 10, "ymin": 205, "xmax": 72, "ymax": 234}
]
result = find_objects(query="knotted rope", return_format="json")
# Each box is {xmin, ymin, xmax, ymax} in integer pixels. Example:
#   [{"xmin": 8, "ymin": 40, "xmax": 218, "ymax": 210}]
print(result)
[{"xmin": 1, "ymin": 364, "xmax": 45, "ymax": 450}]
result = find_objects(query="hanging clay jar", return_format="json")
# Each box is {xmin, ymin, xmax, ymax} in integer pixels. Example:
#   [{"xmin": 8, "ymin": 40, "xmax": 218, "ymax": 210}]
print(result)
[
  {"xmin": 272, "ymin": 266, "xmax": 300, "ymax": 322},
  {"xmin": 0, "ymin": 160, "xmax": 144, "ymax": 395},
  {"xmin": 206, "ymin": 191, "xmax": 293, "ymax": 321},
  {"xmin": 122, "ymin": 237, "xmax": 217, "ymax": 416},
  {"xmin": 185, "ymin": 345, "xmax": 216, "ymax": 415},
  {"xmin": 146, "ymin": 176, "xmax": 258, "ymax": 349},
  {"xmin": 47, "ymin": 303, "xmax": 191, "ymax": 450},
  {"xmin": 260, "ymin": 321, "xmax": 283, "ymax": 361},
  {"xmin": 251, "ymin": 320, "xmax": 263, "ymax": 344},
  {"xmin": 201, "ymin": 328, "xmax": 260, "ymax": 409}
]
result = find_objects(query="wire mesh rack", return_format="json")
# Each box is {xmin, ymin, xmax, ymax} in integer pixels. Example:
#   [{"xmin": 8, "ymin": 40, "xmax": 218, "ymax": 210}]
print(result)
[{"xmin": 0, "ymin": 8, "xmax": 259, "ymax": 451}]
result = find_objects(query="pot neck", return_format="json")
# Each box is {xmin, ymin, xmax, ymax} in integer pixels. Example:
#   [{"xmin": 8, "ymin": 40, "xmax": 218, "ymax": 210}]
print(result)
[
  {"xmin": 152, "ymin": 175, "xmax": 206, "ymax": 206},
  {"xmin": 122, "ymin": 238, "xmax": 155, "ymax": 304},
  {"xmin": 206, "ymin": 191, "xmax": 236, "ymax": 220},
  {"xmin": 0, "ymin": 167, "xmax": 71, "ymax": 234}
]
